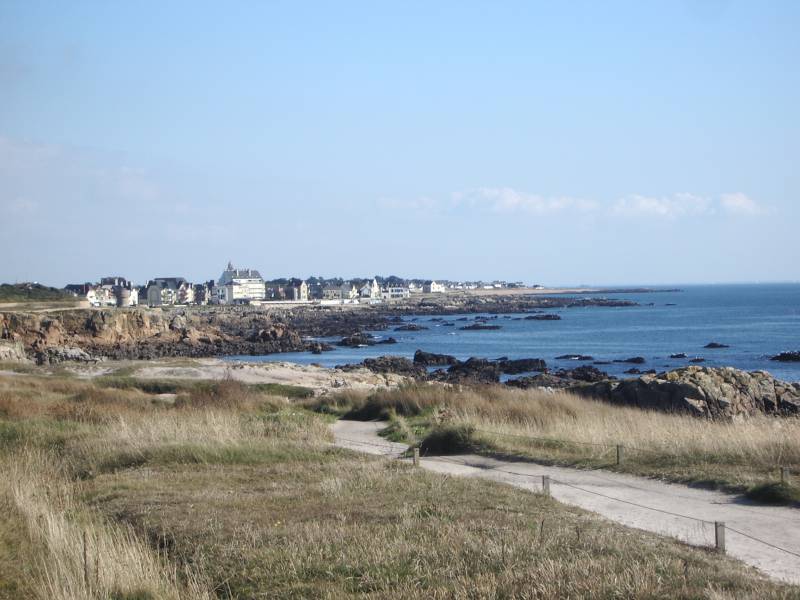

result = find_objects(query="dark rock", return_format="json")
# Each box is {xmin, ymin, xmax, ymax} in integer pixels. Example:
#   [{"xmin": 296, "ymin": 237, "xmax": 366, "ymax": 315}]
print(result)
[
  {"xmin": 506, "ymin": 373, "xmax": 572, "ymax": 389},
  {"xmin": 394, "ymin": 324, "xmax": 429, "ymax": 331},
  {"xmin": 497, "ymin": 357, "xmax": 547, "ymax": 374},
  {"xmin": 337, "ymin": 333, "xmax": 374, "ymax": 347},
  {"xmin": 338, "ymin": 356, "xmax": 426, "ymax": 378},
  {"xmin": 556, "ymin": 365, "xmax": 610, "ymax": 383},
  {"xmin": 444, "ymin": 358, "xmax": 501, "ymax": 383},
  {"xmin": 705, "ymin": 342, "xmax": 730, "ymax": 349},
  {"xmin": 306, "ymin": 341, "xmax": 334, "ymax": 355},
  {"xmin": 669, "ymin": 353, "xmax": 688, "ymax": 359},
  {"xmin": 689, "ymin": 357, "xmax": 705, "ymax": 363},
  {"xmin": 614, "ymin": 356, "xmax": 646, "ymax": 364},
  {"xmin": 459, "ymin": 324, "xmax": 502, "ymax": 331},
  {"xmin": 771, "ymin": 351, "xmax": 800, "ymax": 362},
  {"xmin": 524, "ymin": 314, "xmax": 561, "ymax": 321},
  {"xmin": 556, "ymin": 354, "xmax": 594, "ymax": 361},
  {"xmin": 625, "ymin": 368, "xmax": 642, "ymax": 375},
  {"xmin": 413, "ymin": 349, "xmax": 458, "ymax": 366}
]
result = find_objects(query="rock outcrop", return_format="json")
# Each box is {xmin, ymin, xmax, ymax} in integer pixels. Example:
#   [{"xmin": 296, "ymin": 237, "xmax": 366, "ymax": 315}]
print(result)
[
  {"xmin": 1, "ymin": 307, "xmax": 306, "ymax": 361},
  {"xmin": 575, "ymin": 366, "xmax": 800, "ymax": 419},
  {"xmin": 413, "ymin": 350, "xmax": 458, "ymax": 366},
  {"xmin": 0, "ymin": 340, "xmax": 28, "ymax": 363}
]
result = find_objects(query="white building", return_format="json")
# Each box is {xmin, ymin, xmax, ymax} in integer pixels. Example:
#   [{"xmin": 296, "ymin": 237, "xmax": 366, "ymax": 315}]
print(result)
[
  {"xmin": 381, "ymin": 286, "xmax": 410, "ymax": 300},
  {"xmin": 359, "ymin": 278, "xmax": 381, "ymax": 300},
  {"xmin": 216, "ymin": 262, "xmax": 266, "ymax": 304},
  {"xmin": 423, "ymin": 280, "xmax": 446, "ymax": 294},
  {"xmin": 291, "ymin": 281, "xmax": 309, "ymax": 301}
]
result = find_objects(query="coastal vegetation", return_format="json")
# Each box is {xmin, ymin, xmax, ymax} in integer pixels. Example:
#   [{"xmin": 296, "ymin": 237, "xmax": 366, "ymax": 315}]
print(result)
[
  {"xmin": 1, "ymin": 372, "xmax": 798, "ymax": 598},
  {"xmin": 0, "ymin": 283, "xmax": 75, "ymax": 304},
  {"xmin": 310, "ymin": 384, "xmax": 800, "ymax": 504}
]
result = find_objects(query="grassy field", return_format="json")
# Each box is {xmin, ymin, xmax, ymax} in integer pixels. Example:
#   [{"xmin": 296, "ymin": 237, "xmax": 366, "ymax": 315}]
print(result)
[
  {"xmin": 309, "ymin": 384, "xmax": 800, "ymax": 504},
  {"xmin": 1, "ymin": 372, "xmax": 799, "ymax": 598}
]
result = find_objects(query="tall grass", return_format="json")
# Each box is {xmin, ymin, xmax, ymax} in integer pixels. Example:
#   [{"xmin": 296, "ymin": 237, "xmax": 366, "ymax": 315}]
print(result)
[
  {"xmin": 316, "ymin": 383, "xmax": 800, "ymax": 493},
  {"xmin": 4, "ymin": 449, "xmax": 212, "ymax": 600}
]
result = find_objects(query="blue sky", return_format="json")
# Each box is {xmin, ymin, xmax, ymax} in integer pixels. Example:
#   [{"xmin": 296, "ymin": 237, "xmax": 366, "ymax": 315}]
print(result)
[{"xmin": 1, "ymin": 1, "xmax": 798, "ymax": 286}]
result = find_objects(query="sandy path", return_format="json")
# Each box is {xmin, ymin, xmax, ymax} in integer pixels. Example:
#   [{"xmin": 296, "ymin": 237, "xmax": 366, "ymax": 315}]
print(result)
[{"xmin": 332, "ymin": 420, "xmax": 800, "ymax": 585}]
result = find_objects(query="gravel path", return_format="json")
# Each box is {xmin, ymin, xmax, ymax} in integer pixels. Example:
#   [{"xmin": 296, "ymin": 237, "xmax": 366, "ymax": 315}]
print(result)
[{"xmin": 333, "ymin": 419, "xmax": 800, "ymax": 585}]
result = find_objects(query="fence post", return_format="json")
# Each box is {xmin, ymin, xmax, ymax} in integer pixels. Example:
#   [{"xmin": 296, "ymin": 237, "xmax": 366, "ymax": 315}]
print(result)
[
  {"xmin": 542, "ymin": 475, "xmax": 551, "ymax": 496},
  {"xmin": 83, "ymin": 529, "xmax": 90, "ymax": 589},
  {"xmin": 413, "ymin": 447, "xmax": 420, "ymax": 467},
  {"xmin": 781, "ymin": 467, "xmax": 790, "ymax": 484},
  {"xmin": 616, "ymin": 445, "xmax": 624, "ymax": 465},
  {"xmin": 715, "ymin": 522, "xmax": 726, "ymax": 553}
]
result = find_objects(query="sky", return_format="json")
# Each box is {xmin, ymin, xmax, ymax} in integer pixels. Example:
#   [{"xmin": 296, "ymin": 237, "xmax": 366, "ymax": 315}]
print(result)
[{"xmin": 1, "ymin": 0, "xmax": 798, "ymax": 287}]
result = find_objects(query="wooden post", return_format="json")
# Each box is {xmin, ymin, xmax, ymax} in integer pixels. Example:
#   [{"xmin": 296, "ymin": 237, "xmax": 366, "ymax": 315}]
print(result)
[
  {"xmin": 781, "ymin": 467, "xmax": 790, "ymax": 484},
  {"xmin": 616, "ymin": 445, "xmax": 624, "ymax": 465},
  {"xmin": 715, "ymin": 521, "xmax": 726, "ymax": 553},
  {"xmin": 542, "ymin": 475, "xmax": 550, "ymax": 496},
  {"xmin": 413, "ymin": 447, "xmax": 420, "ymax": 467},
  {"xmin": 83, "ymin": 530, "xmax": 89, "ymax": 589}
]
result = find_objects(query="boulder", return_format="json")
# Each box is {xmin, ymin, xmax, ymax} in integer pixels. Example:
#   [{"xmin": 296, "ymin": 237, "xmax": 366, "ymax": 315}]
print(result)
[
  {"xmin": 669, "ymin": 353, "xmax": 688, "ymax": 359},
  {"xmin": 705, "ymin": 342, "xmax": 730, "ymax": 349},
  {"xmin": 556, "ymin": 365, "xmax": 611, "ymax": 383},
  {"xmin": 614, "ymin": 357, "xmax": 646, "ymax": 364},
  {"xmin": 575, "ymin": 366, "xmax": 800, "ymax": 419},
  {"xmin": 771, "ymin": 351, "xmax": 800, "ymax": 362},
  {"xmin": 337, "ymin": 333, "xmax": 369, "ymax": 347},
  {"xmin": 394, "ymin": 324, "xmax": 429, "ymax": 331},
  {"xmin": 444, "ymin": 358, "xmax": 501, "ymax": 384},
  {"xmin": 459, "ymin": 324, "xmax": 502, "ymax": 331},
  {"xmin": 413, "ymin": 350, "xmax": 458, "ymax": 366},
  {"xmin": 524, "ymin": 314, "xmax": 561, "ymax": 321},
  {"xmin": 497, "ymin": 357, "xmax": 547, "ymax": 374}
]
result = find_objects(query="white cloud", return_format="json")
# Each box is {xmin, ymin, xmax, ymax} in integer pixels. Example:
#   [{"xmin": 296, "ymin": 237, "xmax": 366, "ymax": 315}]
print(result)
[
  {"xmin": 612, "ymin": 193, "xmax": 714, "ymax": 218},
  {"xmin": 453, "ymin": 188, "xmax": 597, "ymax": 214},
  {"xmin": 720, "ymin": 193, "xmax": 763, "ymax": 215}
]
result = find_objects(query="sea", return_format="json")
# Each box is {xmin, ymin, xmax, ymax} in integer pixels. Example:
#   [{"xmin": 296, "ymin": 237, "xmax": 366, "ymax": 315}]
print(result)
[{"xmin": 226, "ymin": 284, "xmax": 800, "ymax": 383}]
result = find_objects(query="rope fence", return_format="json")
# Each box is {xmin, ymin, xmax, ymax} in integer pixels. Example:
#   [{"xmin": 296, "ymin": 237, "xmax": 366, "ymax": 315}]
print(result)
[{"xmin": 333, "ymin": 433, "xmax": 800, "ymax": 562}]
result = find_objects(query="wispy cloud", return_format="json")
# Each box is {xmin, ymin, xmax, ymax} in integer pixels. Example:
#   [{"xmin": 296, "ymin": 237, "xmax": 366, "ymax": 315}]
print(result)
[
  {"xmin": 720, "ymin": 192, "xmax": 764, "ymax": 215},
  {"xmin": 611, "ymin": 193, "xmax": 714, "ymax": 219},
  {"xmin": 380, "ymin": 187, "xmax": 767, "ymax": 219},
  {"xmin": 453, "ymin": 188, "xmax": 597, "ymax": 214}
]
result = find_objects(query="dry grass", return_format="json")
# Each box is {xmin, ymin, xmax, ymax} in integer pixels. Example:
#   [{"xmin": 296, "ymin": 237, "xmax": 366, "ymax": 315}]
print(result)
[
  {"xmin": 86, "ymin": 449, "xmax": 799, "ymax": 599},
  {"xmin": 2, "ymin": 449, "xmax": 212, "ymax": 600},
  {"xmin": 1, "ymin": 373, "xmax": 799, "ymax": 598},
  {"xmin": 314, "ymin": 383, "xmax": 800, "ymax": 496}
]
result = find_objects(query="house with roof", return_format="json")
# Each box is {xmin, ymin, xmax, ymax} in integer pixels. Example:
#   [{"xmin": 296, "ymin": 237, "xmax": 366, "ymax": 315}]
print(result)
[
  {"xmin": 423, "ymin": 280, "xmax": 446, "ymax": 294},
  {"xmin": 381, "ymin": 285, "xmax": 410, "ymax": 301},
  {"xmin": 145, "ymin": 277, "xmax": 190, "ymax": 307},
  {"xmin": 216, "ymin": 262, "xmax": 266, "ymax": 304},
  {"xmin": 359, "ymin": 278, "xmax": 381, "ymax": 300}
]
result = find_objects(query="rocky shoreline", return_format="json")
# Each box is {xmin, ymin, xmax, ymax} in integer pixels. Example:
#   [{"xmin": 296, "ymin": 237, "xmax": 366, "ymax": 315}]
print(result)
[
  {"xmin": 0, "ymin": 294, "xmax": 637, "ymax": 363},
  {"xmin": 339, "ymin": 351, "xmax": 800, "ymax": 420}
]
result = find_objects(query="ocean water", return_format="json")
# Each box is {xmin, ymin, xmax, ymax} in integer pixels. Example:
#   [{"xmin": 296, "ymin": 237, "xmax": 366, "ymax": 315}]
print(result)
[{"xmin": 227, "ymin": 284, "xmax": 800, "ymax": 383}]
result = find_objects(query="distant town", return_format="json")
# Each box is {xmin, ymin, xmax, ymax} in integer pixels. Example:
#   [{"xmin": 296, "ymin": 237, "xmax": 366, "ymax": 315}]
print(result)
[{"xmin": 52, "ymin": 262, "xmax": 540, "ymax": 308}]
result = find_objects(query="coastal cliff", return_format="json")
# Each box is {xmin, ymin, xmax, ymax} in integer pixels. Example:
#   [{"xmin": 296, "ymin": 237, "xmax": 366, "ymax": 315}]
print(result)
[{"xmin": 0, "ymin": 308, "xmax": 305, "ymax": 363}]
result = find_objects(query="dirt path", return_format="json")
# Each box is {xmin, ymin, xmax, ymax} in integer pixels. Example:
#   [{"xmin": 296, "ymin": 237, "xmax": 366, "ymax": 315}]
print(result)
[{"xmin": 332, "ymin": 420, "xmax": 800, "ymax": 585}]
